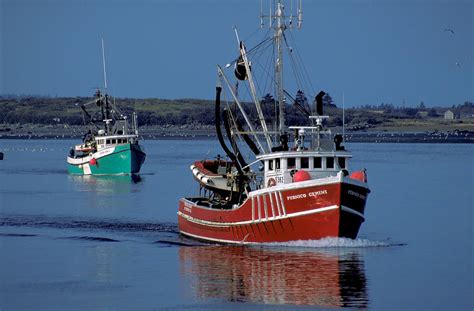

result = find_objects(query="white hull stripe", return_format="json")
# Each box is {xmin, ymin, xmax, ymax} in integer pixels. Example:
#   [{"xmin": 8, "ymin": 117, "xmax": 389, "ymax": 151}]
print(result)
[
  {"xmin": 341, "ymin": 205, "xmax": 365, "ymax": 220},
  {"xmin": 178, "ymin": 204, "xmax": 339, "ymax": 228},
  {"xmin": 180, "ymin": 230, "xmax": 252, "ymax": 245},
  {"xmin": 251, "ymin": 196, "xmax": 255, "ymax": 221},
  {"xmin": 257, "ymin": 196, "xmax": 261, "ymax": 220},
  {"xmin": 278, "ymin": 191, "xmax": 287, "ymax": 216},
  {"xmin": 263, "ymin": 194, "xmax": 268, "ymax": 220},
  {"xmin": 274, "ymin": 192, "xmax": 282, "ymax": 217},
  {"xmin": 83, "ymin": 163, "xmax": 92, "ymax": 175},
  {"xmin": 269, "ymin": 193, "xmax": 276, "ymax": 219},
  {"xmin": 66, "ymin": 146, "xmax": 117, "ymax": 165}
]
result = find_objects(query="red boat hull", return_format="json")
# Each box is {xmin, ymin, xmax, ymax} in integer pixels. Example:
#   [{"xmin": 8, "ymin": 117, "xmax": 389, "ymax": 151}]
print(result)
[{"xmin": 178, "ymin": 176, "xmax": 369, "ymax": 244}]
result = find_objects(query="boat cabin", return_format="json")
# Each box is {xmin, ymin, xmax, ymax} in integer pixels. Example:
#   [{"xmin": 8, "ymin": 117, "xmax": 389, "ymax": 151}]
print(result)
[
  {"xmin": 94, "ymin": 134, "xmax": 139, "ymax": 151},
  {"xmin": 258, "ymin": 120, "xmax": 351, "ymax": 188},
  {"xmin": 259, "ymin": 151, "xmax": 351, "ymax": 187}
]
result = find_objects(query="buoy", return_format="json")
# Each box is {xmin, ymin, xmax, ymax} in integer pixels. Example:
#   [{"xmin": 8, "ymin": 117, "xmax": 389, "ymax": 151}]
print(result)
[
  {"xmin": 350, "ymin": 170, "xmax": 367, "ymax": 182},
  {"xmin": 293, "ymin": 170, "xmax": 311, "ymax": 182},
  {"xmin": 267, "ymin": 178, "xmax": 277, "ymax": 187},
  {"xmin": 89, "ymin": 158, "xmax": 97, "ymax": 165}
]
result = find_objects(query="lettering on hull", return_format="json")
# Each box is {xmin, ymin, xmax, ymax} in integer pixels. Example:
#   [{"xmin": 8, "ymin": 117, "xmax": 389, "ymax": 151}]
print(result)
[
  {"xmin": 287, "ymin": 189, "xmax": 328, "ymax": 201},
  {"xmin": 347, "ymin": 189, "xmax": 366, "ymax": 200}
]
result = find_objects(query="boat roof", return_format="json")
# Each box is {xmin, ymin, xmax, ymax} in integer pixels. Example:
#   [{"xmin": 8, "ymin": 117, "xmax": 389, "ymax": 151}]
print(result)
[
  {"xmin": 94, "ymin": 134, "xmax": 138, "ymax": 140},
  {"xmin": 256, "ymin": 150, "xmax": 352, "ymax": 161}
]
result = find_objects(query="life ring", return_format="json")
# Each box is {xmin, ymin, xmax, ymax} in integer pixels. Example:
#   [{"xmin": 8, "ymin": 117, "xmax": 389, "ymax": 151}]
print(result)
[{"xmin": 267, "ymin": 178, "xmax": 277, "ymax": 187}]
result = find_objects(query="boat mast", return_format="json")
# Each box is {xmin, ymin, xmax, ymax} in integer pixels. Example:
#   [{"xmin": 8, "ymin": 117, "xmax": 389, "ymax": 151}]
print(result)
[
  {"xmin": 275, "ymin": 1, "xmax": 285, "ymax": 136},
  {"xmin": 101, "ymin": 37, "xmax": 108, "ymax": 94},
  {"xmin": 263, "ymin": 1, "xmax": 302, "ymax": 137},
  {"xmin": 101, "ymin": 38, "xmax": 111, "ymax": 133}
]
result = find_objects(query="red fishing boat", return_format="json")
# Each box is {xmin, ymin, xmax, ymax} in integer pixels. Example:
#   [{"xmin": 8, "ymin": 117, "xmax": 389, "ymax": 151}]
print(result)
[{"xmin": 178, "ymin": 1, "xmax": 370, "ymax": 244}]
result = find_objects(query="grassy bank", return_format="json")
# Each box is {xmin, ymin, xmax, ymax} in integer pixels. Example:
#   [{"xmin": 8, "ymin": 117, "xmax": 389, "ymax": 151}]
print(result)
[{"xmin": 1, "ymin": 96, "xmax": 473, "ymax": 142}]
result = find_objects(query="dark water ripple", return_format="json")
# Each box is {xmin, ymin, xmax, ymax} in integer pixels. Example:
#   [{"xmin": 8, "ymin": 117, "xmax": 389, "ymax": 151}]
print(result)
[
  {"xmin": 153, "ymin": 239, "xmax": 202, "ymax": 247},
  {"xmin": 57, "ymin": 236, "xmax": 121, "ymax": 242},
  {"xmin": 0, "ymin": 214, "xmax": 179, "ymax": 234},
  {"xmin": 0, "ymin": 168, "xmax": 67, "ymax": 175},
  {"xmin": 0, "ymin": 233, "xmax": 38, "ymax": 238}
]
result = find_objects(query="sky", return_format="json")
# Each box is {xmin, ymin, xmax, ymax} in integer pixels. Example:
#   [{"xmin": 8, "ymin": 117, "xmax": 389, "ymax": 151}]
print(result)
[{"xmin": 1, "ymin": 0, "xmax": 472, "ymax": 107}]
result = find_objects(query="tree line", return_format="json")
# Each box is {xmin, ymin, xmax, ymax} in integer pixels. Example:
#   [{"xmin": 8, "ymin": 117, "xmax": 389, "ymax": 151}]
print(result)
[{"xmin": 0, "ymin": 96, "xmax": 472, "ymax": 129}]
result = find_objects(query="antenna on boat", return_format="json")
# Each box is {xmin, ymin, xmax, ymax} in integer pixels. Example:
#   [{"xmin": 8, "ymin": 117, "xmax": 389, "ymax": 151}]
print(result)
[
  {"xmin": 289, "ymin": 0, "xmax": 293, "ymax": 27},
  {"xmin": 289, "ymin": 0, "xmax": 302, "ymax": 29},
  {"xmin": 297, "ymin": 0, "xmax": 303, "ymax": 29},
  {"xmin": 269, "ymin": 0, "xmax": 272, "ymax": 28},
  {"xmin": 342, "ymin": 91, "xmax": 345, "ymax": 143},
  {"xmin": 101, "ymin": 37, "xmax": 108, "ymax": 94}
]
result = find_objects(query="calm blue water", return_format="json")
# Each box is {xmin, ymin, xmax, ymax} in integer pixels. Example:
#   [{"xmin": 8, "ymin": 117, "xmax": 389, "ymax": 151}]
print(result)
[{"xmin": 0, "ymin": 139, "xmax": 472, "ymax": 310}]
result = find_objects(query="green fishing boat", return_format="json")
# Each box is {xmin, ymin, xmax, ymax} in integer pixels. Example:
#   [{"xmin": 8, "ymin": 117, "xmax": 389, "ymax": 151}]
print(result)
[
  {"xmin": 67, "ymin": 40, "xmax": 146, "ymax": 175},
  {"xmin": 67, "ymin": 90, "xmax": 146, "ymax": 175}
]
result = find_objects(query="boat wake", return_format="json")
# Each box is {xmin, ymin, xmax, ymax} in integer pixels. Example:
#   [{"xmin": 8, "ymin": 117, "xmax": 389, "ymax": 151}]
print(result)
[{"xmin": 261, "ymin": 237, "xmax": 403, "ymax": 248}]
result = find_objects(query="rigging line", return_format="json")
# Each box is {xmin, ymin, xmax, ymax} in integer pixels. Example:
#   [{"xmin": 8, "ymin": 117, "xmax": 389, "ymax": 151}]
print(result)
[
  {"xmin": 285, "ymin": 39, "xmax": 304, "ymax": 90},
  {"xmin": 221, "ymin": 78, "xmax": 233, "ymax": 113},
  {"xmin": 227, "ymin": 107, "xmax": 250, "ymax": 164},
  {"xmin": 241, "ymin": 82, "xmax": 259, "ymax": 126},
  {"xmin": 228, "ymin": 36, "xmax": 273, "ymax": 68},
  {"xmin": 295, "ymin": 42, "xmax": 316, "ymax": 98},
  {"xmin": 261, "ymin": 42, "xmax": 275, "ymax": 99},
  {"xmin": 287, "ymin": 30, "xmax": 316, "ymax": 96},
  {"xmin": 244, "ymin": 36, "xmax": 273, "ymax": 58},
  {"xmin": 219, "ymin": 65, "xmax": 265, "ymax": 153},
  {"xmin": 283, "ymin": 32, "xmax": 306, "ymax": 92},
  {"xmin": 242, "ymin": 26, "xmax": 268, "ymax": 46},
  {"xmin": 252, "ymin": 42, "xmax": 276, "ymax": 102},
  {"xmin": 284, "ymin": 32, "xmax": 306, "ymax": 91},
  {"xmin": 245, "ymin": 42, "xmax": 274, "ymax": 78}
]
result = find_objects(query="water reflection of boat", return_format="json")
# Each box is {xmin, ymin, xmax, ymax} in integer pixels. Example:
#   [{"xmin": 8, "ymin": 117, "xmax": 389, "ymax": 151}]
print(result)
[
  {"xmin": 179, "ymin": 246, "xmax": 368, "ymax": 307},
  {"xmin": 68, "ymin": 174, "xmax": 142, "ymax": 194}
]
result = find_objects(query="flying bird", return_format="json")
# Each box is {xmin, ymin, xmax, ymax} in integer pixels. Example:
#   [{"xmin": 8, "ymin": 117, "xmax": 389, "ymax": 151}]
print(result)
[{"xmin": 444, "ymin": 28, "xmax": 455, "ymax": 34}]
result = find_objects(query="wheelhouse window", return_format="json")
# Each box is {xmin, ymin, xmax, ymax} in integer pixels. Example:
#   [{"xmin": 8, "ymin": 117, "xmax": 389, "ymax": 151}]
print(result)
[
  {"xmin": 275, "ymin": 158, "xmax": 280, "ymax": 170},
  {"xmin": 111, "ymin": 139, "xmax": 116, "ymax": 144},
  {"xmin": 106, "ymin": 139, "xmax": 111, "ymax": 144},
  {"xmin": 287, "ymin": 157, "xmax": 296, "ymax": 169},
  {"xmin": 313, "ymin": 157, "xmax": 322, "ymax": 169},
  {"xmin": 301, "ymin": 157, "xmax": 309, "ymax": 169},
  {"xmin": 268, "ymin": 160, "xmax": 274, "ymax": 171},
  {"xmin": 326, "ymin": 157, "xmax": 334, "ymax": 169},
  {"xmin": 338, "ymin": 157, "xmax": 346, "ymax": 169}
]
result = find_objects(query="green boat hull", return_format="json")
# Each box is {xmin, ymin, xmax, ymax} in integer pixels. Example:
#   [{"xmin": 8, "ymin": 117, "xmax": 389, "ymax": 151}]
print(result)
[{"xmin": 67, "ymin": 144, "xmax": 146, "ymax": 175}]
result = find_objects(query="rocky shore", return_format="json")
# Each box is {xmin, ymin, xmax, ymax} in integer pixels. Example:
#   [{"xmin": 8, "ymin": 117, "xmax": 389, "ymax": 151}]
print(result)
[{"xmin": 0, "ymin": 123, "xmax": 472, "ymax": 143}]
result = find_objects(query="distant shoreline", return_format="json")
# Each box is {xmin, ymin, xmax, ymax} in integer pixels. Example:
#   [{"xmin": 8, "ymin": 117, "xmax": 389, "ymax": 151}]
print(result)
[{"xmin": 0, "ymin": 124, "xmax": 472, "ymax": 143}]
